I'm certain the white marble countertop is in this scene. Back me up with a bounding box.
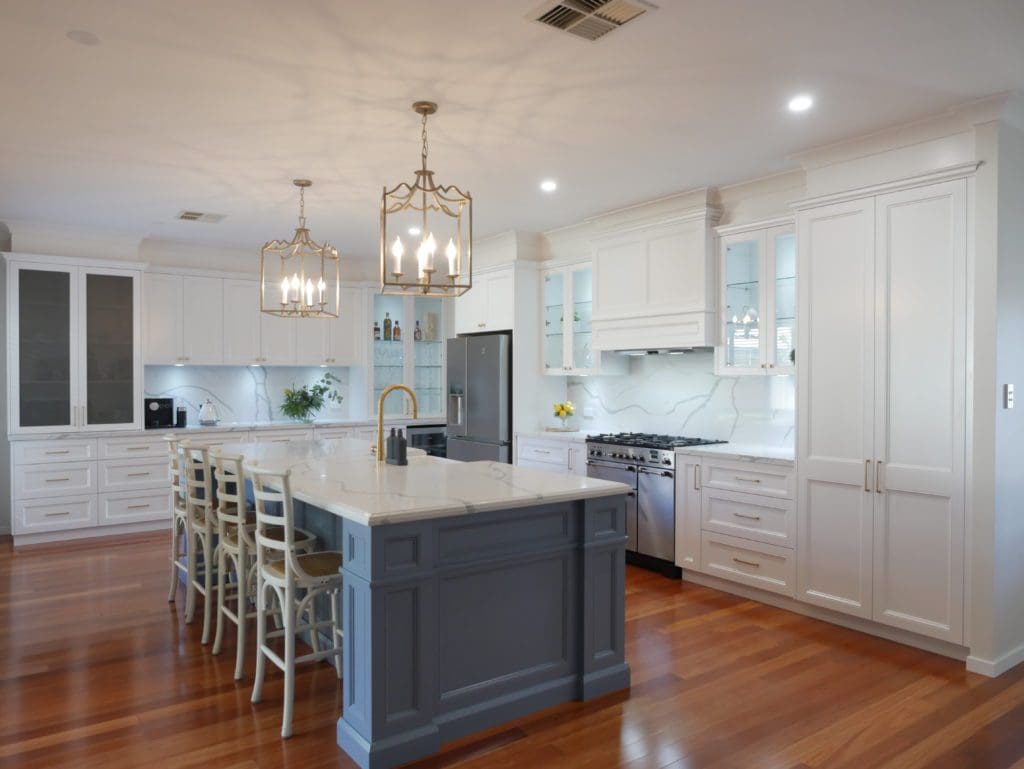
[216,438,630,526]
[7,417,446,442]
[674,443,795,465]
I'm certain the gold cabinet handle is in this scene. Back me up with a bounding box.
[127,504,151,510]
[733,557,760,568]
[734,476,762,483]
[45,477,71,483]
[733,512,761,521]
[45,510,71,517]
[127,472,151,477]
[694,464,700,491]
[45,450,71,455]
[876,460,883,494]
[865,460,871,492]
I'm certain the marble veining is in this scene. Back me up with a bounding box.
[566,350,794,448]
[215,438,628,526]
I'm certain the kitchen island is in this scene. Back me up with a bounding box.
[217,439,632,769]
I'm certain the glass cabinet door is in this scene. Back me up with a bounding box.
[571,267,595,371]
[84,272,137,427]
[722,237,762,371]
[372,294,406,416]
[412,296,444,416]
[772,230,797,370]
[542,271,566,372]
[15,266,76,430]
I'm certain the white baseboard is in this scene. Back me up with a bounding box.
[682,570,969,663]
[13,520,169,548]
[966,642,1024,677]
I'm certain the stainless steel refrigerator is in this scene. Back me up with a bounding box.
[446,333,511,462]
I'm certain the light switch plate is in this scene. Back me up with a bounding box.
[1006,383,1015,409]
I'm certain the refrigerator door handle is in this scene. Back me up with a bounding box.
[448,392,465,427]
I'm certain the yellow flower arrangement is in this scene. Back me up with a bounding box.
[553,401,575,419]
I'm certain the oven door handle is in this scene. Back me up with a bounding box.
[639,468,674,478]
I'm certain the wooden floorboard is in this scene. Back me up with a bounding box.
[1,532,1022,769]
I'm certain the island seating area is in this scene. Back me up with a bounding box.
[164,436,631,769]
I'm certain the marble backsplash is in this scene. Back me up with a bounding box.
[566,350,795,446]
[144,366,355,425]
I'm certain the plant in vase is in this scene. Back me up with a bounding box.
[281,373,343,423]
[552,400,575,430]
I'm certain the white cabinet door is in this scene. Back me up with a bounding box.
[567,440,587,476]
[143,273,183,364]
[181,277,224,364]
[222,279,261,365]
[454,273,488,334]
[295,318,331,365]
[485,269,514,330]
[260,314,297,365]
[871,180,966,643]
[796,198,876,619]
[675,458,702,570]
[328,286,365,365]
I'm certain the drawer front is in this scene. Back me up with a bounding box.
[516,458,569,473]
[180,432,244,453]
[16,495,97,534]
[99,436,167,460]
[99,490,170,525]
[14,440,97,465]
[516,440,568,467]
[701,531,795,597]
[15,462,97,499]
[99,458,170,492]
[250,429,312,444]
[701,458,795,499]
[701,488,795,547]
[314,427,354,440]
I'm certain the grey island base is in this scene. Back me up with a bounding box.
[218,440,632,769]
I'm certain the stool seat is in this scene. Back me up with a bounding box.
[265,551,343,580]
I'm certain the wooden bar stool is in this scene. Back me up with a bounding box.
[246,462,343,739]
[210,449,316,680]
[179,440,218,644]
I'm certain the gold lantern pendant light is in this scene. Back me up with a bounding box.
[260,179,341,318]
[380,101,472,297]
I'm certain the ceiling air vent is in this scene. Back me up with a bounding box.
[531,0,653,41]
[177,210,225,223]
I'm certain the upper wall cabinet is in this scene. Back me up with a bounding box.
[222,279,296,366]
[590,206,720,351]
[143,273,224,365]
[453,267,514,335]
[714,218,796,375]
[294,285,366,367]
[542,263,624,376]
[6,256,142,434]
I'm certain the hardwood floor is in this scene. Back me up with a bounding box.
[2,532,1022,769]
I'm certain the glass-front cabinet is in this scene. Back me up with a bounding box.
[370,293,446,418]
[8,259,142,433]
[542,264,623,376]
[716,220,796,375]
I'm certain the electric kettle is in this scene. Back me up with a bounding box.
[198,399,220,426]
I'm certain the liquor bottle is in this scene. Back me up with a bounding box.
[413,320,423,341]
[373,321,381,341]
[383,312,392,341]
[393,320,402,341]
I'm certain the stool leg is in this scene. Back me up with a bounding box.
[167,517,180,603]
[212,544,228,655]
[251,576,267,705]
[282,581,296,739]
[184,527,197,624]
[201,532,214,645]
[234,544,249,681]
[308,589,321,655]
[330,587,342,680]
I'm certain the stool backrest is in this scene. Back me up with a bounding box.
[212,449,255,547]
[180,440,214,527]
[245,462,309,581]
[164,434,185,510]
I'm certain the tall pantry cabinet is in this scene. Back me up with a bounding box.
[795,176,968,643]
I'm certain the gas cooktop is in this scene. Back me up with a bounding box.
[586,432,727,450]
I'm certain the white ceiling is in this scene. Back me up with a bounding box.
[1,0,1022,262]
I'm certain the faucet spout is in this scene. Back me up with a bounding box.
[376,385,418,462]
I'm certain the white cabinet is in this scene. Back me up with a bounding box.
[295,286,366,366]
[796,179,966,643]
[143,273,223,365]
[541,264,625,376]
[715,219,796,375]
[590,207,719,351]
[454,268,514,334]
[6,257,142,434]
[514,435,585,475]
[223,279,297,365]
[674,457,702,570]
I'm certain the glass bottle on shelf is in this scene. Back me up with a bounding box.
[414,320,422,341]
[393,320,402,341]
[373,321,381,340]
[383,312,392,341]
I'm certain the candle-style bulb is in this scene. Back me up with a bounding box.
[280,277,289,305]
[391,235,405,276]
[445,238,457,276]
[317,277,326,304]
[305,278,314,307]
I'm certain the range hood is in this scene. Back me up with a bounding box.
[615,348,704,356]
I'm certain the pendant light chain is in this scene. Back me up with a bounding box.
[421,111,429,168]
[298,183,306,228]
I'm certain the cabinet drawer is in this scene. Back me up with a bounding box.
[516,458,569,473]
[701,458,794,499]
[13,440,97,465]
[99,458,170,492]
[701,488,794,547]
[701,532,795,597]
[15,495,97,534]
[516,440,568,467]
[15,462,97,499]
[99,436,167,460]
[99,490,170,525]
[180,432,244,453]
[250,429,312,444]
[314,427,354,440]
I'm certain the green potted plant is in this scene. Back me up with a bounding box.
[280,373,344,423]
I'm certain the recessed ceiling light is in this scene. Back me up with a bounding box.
[408,226,421,236]
[66,29,101,46]
[788,94,814,113]
[540,179,558,192]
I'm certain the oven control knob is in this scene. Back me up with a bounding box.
[662,458,671,465]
